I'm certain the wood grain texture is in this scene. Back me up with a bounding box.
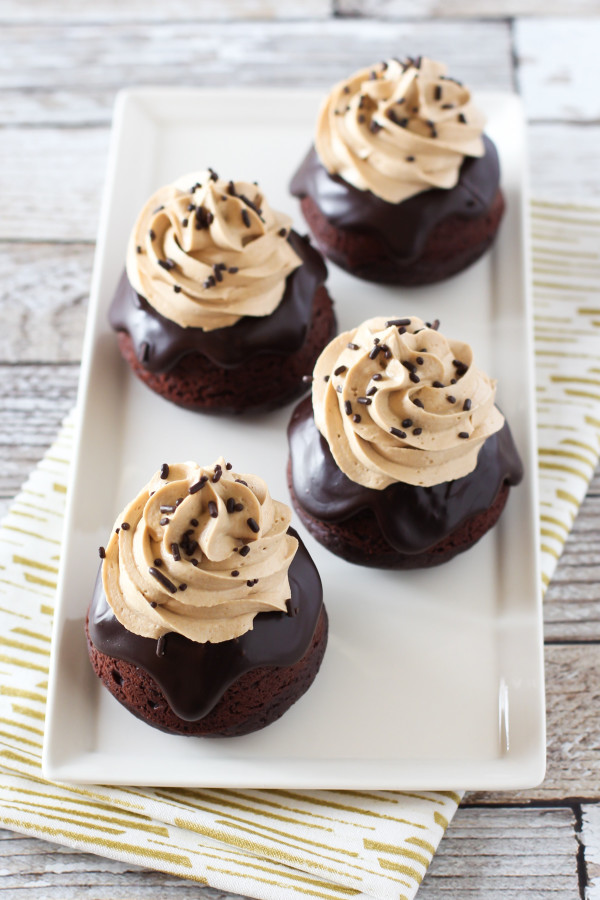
[582,805,600,900]
[336,0,600,15]
[0,807,582,899]
[471,643,600,804]
[0,244,91,363]
[0,365,78,499]
[1,0,333,23]
[516,18,600,122]
[0,20,513,92]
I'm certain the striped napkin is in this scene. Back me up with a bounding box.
[0,199,599,900]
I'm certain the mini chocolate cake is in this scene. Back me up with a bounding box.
[110,170,336,413]
[290,57,505,285]
[87,461,327,736]
[287,317,522,568]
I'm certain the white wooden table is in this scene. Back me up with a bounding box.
[2,2,600,897]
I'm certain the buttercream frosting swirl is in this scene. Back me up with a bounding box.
[312,316,504,489]
[315,57,486,203]
[126,170,301,331]
[101,460,298,643]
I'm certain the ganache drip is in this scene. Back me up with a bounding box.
[289,135,501,265]
[88,528,323,721]
[287,397,523,555]
[109,231,327,373]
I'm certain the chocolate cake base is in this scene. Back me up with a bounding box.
[300,189,505,286]
[86,606,328,737]
[288,463,511,569]
[117,284,335,414]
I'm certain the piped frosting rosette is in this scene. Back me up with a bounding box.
[101,460,298,643]
[312,316,504,488]
[316,56,486,203]
[126,170,301,331]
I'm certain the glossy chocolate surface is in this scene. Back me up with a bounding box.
[290,136,501,263]
[109,231,327,374]
[88,528,323,722]
[288,397,523,555]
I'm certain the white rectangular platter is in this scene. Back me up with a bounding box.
[43,88,545,789]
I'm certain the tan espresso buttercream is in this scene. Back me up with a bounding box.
[312,317,504,489]
[102,460,298,643]
[315,57,486,204]
[126,171,301,331]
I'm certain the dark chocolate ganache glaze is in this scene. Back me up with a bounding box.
[288,397,523,555]
[109,231,327,374]
[290,135,501,264]
[88,528,323,722]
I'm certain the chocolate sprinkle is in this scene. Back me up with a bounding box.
[402,360,416,372]
[231,570,239,577]
[149,229,155,240]
[150,601,157,608]
[434,84,442,101]
[136,245,142,254]
[173,285,181,293]
[225,462,232,469]
[386,318,411,327]
[208,501,218,518]
[98,546,105,559]
[228,266,239,274]
[171,543,180,561]
[241,208,251,228]
[160,517,170,526]
[158,258,176,271]
[369,345,381,360]
[352,414,361,423]
[148,567,177,594]
[179,583,187,591]
[156,634,167,657]
[160,505,175,514]
[334,365,347,376]
[366,386,378,396]
[432,381,445,388]
[189,476,208,494]
[372,373,383,381]
[459,431,470,439]
[153,559,162,567]
[463,398,472,411]
[347,342,359,350]
[402,418,413,428]
[247,517,260,533]
[120,522,130,531]
[226,497,236,514]
[235,479,248,486]
[447,395,456,404]
[190,518,198,527]
[160,463,169,480]
[458,113,467,124]
[413,427,423,435]
[344,400,352,415]
[390,427,407,439]
[239,545,250,557]
[413,398,425,409]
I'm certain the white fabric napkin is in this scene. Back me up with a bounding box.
[0,199,598,900]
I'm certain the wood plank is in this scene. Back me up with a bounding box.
[471,643,600,804]
[0,807,582,898]
[422,806,580,897]
[0,364,78,499]
[582,804,600,900]
[337,0,598,14]
[529,124,600,203]
[0,128,109,242]
[0,244,91,364]
[0,0,333,22]
[516,18,600,122]
[0,20,513,93]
